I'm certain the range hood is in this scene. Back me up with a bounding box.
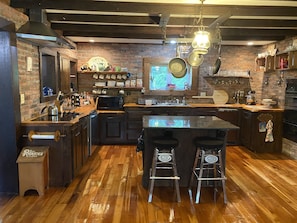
[16,9,75,49]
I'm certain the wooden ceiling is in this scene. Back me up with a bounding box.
[10,0,297,45]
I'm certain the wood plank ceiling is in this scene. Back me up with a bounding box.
[10,0,297,45]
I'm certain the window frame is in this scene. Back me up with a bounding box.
[143,57,198,96]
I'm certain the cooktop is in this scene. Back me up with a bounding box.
[32,112,81,122]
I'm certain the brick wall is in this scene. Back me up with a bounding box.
[76,43,259,104]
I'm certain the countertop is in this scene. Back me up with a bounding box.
[124,103,284,112]
[22,102,283,125]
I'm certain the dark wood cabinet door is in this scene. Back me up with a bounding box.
[80,116,89,163]
[240,110,253,148]
[71,123,83,177]
[125,108,152,143]
[99,113,126,144]
[217,108,240,145]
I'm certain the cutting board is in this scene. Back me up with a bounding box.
[192,90,229,104]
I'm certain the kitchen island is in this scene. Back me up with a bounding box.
[141,115,239,188]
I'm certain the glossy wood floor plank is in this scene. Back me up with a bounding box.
[1,145,297,223]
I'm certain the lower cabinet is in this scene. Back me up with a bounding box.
[20,115,90,187]
[125,108,152,144]
[99,113,126,144]
[217,108,240,145]
[71,116,90,178]
[240,109,283,153]
[71,123,83,177]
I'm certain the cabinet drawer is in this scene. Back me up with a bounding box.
[127,111,152,121]
[127,121,142,130]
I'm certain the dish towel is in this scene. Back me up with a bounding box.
[265,120,274,142]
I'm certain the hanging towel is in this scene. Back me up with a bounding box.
[265,120,274,142]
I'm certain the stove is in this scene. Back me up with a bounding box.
[32,112,81,122]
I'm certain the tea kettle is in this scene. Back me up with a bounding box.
[48,105,58,116]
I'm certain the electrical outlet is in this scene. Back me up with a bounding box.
[20,94,25,104]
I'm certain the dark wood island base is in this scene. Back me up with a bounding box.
[141,115,239,188]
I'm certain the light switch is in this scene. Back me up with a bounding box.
[20,93,25,104]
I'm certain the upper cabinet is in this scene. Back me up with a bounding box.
[256,50,297,72]
[255,55,274,72]
[275,53,289,70]
[39,48,58,102]
[58,53,77,94]
[288,51,297,69]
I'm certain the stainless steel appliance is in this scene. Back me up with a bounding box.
[96,95,124,110]
[283,79,297,142]
[89,110,99,156]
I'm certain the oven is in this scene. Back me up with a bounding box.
[283,78,297,142]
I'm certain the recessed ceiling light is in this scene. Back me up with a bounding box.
[89,39,95,43]
[247,42,254,46]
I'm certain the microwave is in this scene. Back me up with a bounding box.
[96,95,124,110]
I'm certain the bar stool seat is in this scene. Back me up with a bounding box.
[189,137,227,204]
[148,134,181,203]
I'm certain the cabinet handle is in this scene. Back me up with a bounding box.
[75,132,81,137]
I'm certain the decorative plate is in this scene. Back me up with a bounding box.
[87,57,109,71]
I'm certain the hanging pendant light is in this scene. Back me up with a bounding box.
[191,0,210,54]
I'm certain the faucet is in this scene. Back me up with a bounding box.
[182,96,186,105]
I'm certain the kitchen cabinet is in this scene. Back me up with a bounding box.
[80,116,89,163]
[275,52,289,70]
[217,108,240,145]
[20,124,72,187]
[240,109,283,153]
[265,55,275,72]
[39,48,59,102]
[288,50,297,69]
[71,122,83,177]
[72,116,89,177]
[59,53,77,94]
[125,108,152,143]
[255,56,274,72]
[99,113,126,144]
[20,116,90,186]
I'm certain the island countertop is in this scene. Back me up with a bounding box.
[143,115,239,130]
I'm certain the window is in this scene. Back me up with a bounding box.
[143,57,198,96]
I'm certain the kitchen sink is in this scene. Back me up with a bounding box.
[153,103,189,107]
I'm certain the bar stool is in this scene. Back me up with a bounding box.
[148,132,181,203]
[189,137,227,204]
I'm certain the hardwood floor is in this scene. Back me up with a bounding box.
[1,145,297,223]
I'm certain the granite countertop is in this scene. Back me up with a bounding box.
[143,115,240,130]
[22,104,125,125]
[123,103,284,112]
